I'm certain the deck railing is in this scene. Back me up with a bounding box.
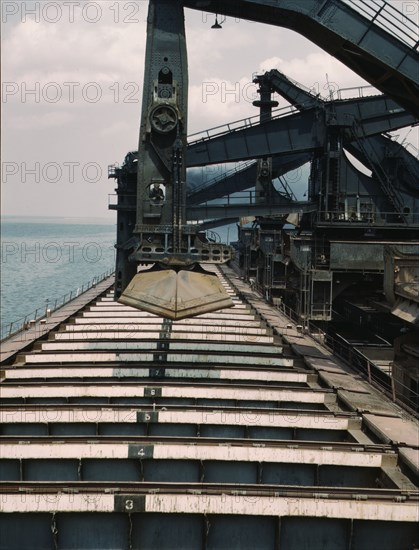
[1,269,114,341]
[275,300,419,417]
[341,0,419,49]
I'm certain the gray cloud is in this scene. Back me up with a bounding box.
[2,1,417,219]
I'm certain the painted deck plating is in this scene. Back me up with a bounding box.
[1,266,418,549]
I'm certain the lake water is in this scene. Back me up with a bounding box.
[1,217,116,336]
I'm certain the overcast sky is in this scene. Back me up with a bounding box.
[2,0,418,221]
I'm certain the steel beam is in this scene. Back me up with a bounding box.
[187,201,317,220]
[183,0,419,117]
[187,96,415,167]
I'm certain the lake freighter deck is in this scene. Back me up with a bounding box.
[1,265,418,549]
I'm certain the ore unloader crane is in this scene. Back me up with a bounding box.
[114,0,234,320]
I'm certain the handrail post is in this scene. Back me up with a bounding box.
[391,377,397,402]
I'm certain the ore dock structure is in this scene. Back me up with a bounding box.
[1,0,418,548]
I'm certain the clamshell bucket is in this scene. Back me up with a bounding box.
[118,265,234,320]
